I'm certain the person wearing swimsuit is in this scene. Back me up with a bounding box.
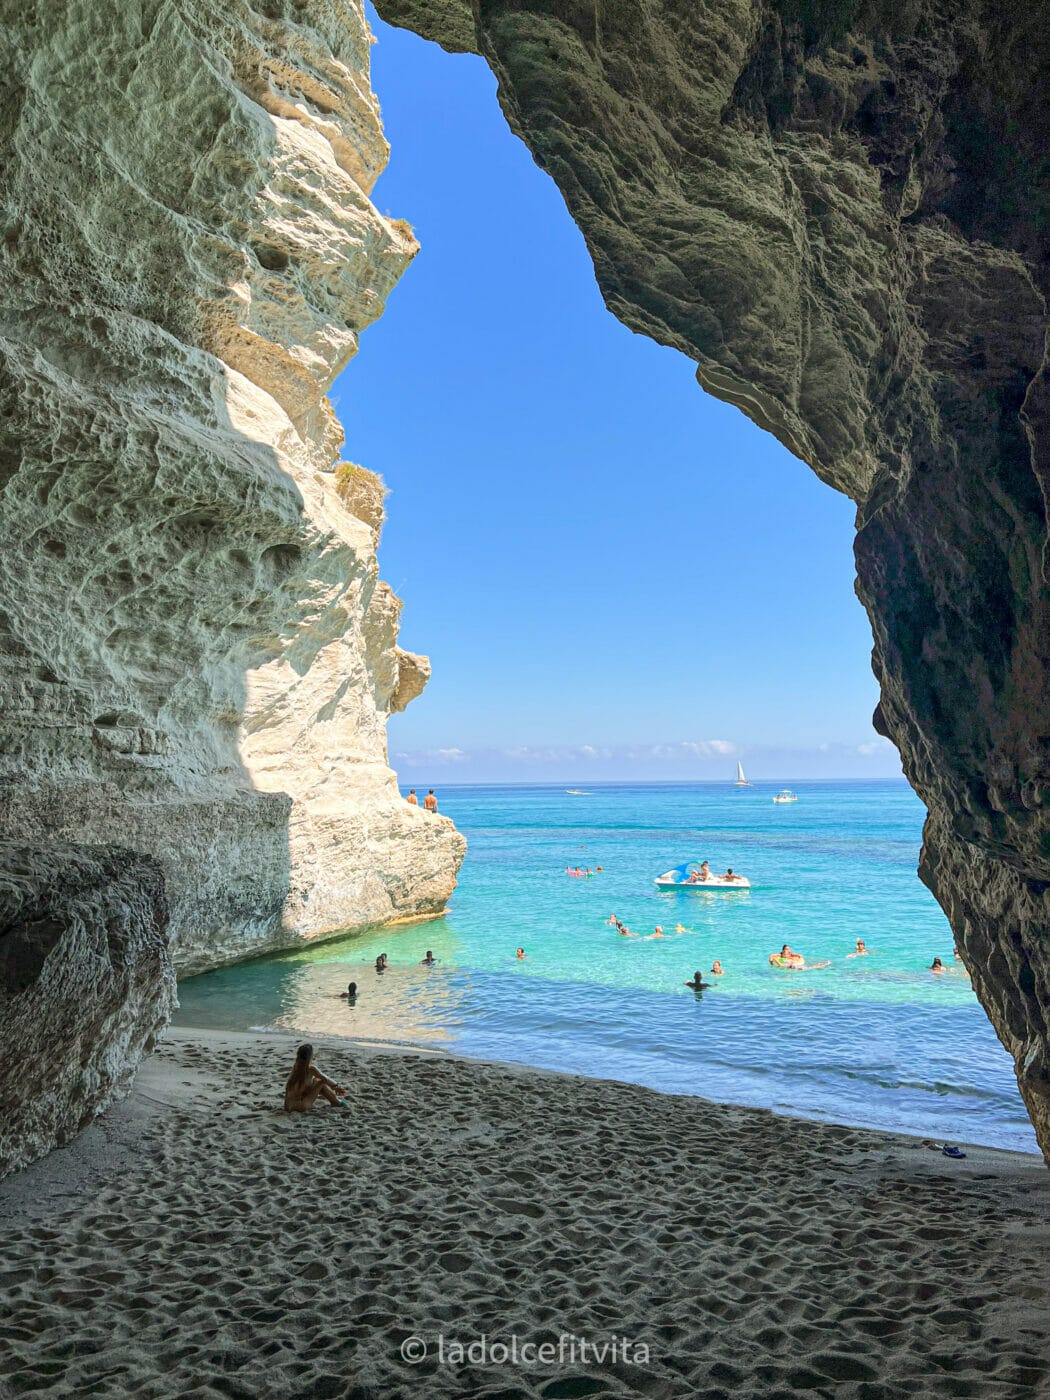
[284,1044,348,1112]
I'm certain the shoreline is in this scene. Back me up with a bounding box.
[171,1013,1043,1159]
[3,1026,1048,1397]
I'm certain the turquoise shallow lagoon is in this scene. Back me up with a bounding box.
[174,780,1039,1152]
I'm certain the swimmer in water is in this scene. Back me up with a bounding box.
[516,947,526,959]
[930,956,946,972]
[684,971,710,991]
[847,938,869,958]
[710,961,724,976]
[595,865,603,873]
[606,914,619,926]
[618,924,636,937]
[421,950,436,965]
[647,926,665,939]
[375,953,387,973]
[770,944,804,968]
[338,981,358,1000]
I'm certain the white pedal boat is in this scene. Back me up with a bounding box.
[655,862,751,891]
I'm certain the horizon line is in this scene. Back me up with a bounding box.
[396,776,913,789]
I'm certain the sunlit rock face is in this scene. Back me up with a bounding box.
[0,0,464,1165]
[375,0,1050,1154]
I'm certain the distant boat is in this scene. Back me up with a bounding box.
[565,789,591,795]
[773,788,798,804]
[734,761,751,787]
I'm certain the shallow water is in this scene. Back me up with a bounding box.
[174,780,1038,1152]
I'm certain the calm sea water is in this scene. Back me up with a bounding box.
[174,781,1038,1152]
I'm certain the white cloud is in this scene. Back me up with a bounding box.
[394,746,469,764]
[856,739,893,756]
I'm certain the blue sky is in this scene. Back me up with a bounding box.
[329,8,901,783]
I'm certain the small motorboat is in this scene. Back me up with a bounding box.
[655,861,751,890]
[773,789,798,804]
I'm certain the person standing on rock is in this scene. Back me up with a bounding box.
[406,788,418,806]
[423,789,438,812]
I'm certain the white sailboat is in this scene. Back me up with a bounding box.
[734,761,751,788]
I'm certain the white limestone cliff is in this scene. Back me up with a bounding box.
[0,0,464,1169]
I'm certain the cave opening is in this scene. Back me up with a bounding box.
[340,7,889,788]
[214,3,1039,1156]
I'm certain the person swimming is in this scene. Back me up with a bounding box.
[647,926,665,939]
[770,944,804,968]
[684,971,710,991]
[283,1043,348,1112]
[710,961,725,975]
[338,981,358,1000]
[847,938,869,958]
[375,953,387,973]
[516,947,526,959]
[674,923,689,934]
[421,951,436,965]
[930,956,946,972]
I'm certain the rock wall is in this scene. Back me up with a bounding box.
[374,0,1050,1154]
[0,0,464,1166]
[0,843,173,1176]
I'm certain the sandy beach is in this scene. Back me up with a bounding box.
[2,1029,1049,1400]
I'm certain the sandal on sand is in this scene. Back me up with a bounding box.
[942,1145,967,1159]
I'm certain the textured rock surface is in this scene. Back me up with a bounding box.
[374,0,1050,1154]
[0,0,464,1163]
[0,843,173,1175]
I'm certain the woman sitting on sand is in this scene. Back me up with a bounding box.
[283,1044,348,1113]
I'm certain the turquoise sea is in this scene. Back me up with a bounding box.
[174,781,1039,1153]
